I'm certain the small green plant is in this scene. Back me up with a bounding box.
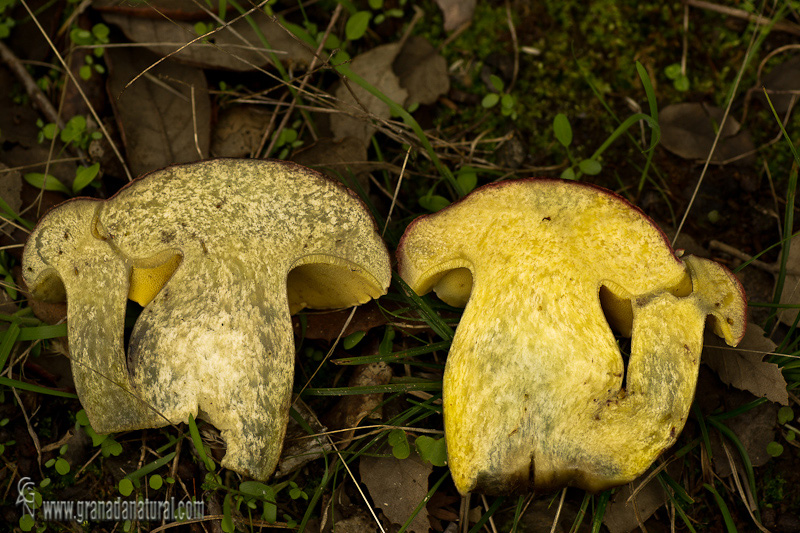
[665,63,690,91]
[272,121,304,159]
[553,63,659,182]
[481,75,518,119]
[342,330,366,349]
[388,428,410,459]
[37,115,102,150]
[75,409,123,458]
[0,0,17,39]
[553,113,602,180]
[345,0,405,41]
[44,444,70,476]
[415,435,447,466]
[767,405,798,457]
[69,23,110,80]
[24,163,101,197]
[419,166,478,212]
[238,480,279,522]
[288,481,308,501]
[0,417,13,454]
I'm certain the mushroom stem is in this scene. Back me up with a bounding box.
[65,249,159,431]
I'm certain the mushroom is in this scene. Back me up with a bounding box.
[396,179,746,494]
[23,159,391,480]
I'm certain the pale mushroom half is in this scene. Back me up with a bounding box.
[23,159,391,481]
[397,178,746,494]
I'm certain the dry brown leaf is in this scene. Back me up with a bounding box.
[0,162,22,216]
[290,137,370,191]
[93,0,225,19]
[331,43,408,148]
[709,396,778,477]
[293,301,389,342]
[603,472,669,533]
[434,0,476,31]
[394,36,450,106]
[102,11,313,71]
[210,105,272,158]
[275,399,331,478]
[703,325,788,405]
[0,71,76,189]
[322,362,393,445]
[360,453,432,533]
[659,102,754,164]
[778,234,800,326]
[106,48,210,177]
[760,55,800,114]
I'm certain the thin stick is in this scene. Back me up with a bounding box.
[383,146,411,237]
[505,0,520,91]
[709,239,795,274]
[11,387,43,477]
[673,5,762,245]
[687,0,800,36]
[0,41,64,129]
[549,488,567,533]
[263,4,343,158]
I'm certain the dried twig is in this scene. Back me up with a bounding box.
[688,0,800,36]
[0,40,64,129]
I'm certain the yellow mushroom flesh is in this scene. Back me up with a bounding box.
[397,179,746,494]
[23,159,391,481]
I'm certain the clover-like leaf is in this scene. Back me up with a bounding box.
[23,159,391,481]
[397,178,746,494]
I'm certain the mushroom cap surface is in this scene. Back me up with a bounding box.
[23,158,391,480]
[397,178,746,494]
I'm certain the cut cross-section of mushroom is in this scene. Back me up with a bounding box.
[23,159,391,481]
[397,178,746,494]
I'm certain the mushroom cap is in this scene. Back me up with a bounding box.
[397,178,746,494]
[23,158,391,480]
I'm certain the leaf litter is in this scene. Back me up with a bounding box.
[106,47,210,176]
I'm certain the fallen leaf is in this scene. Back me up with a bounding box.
[275,399,332,478]
[434,0,476,32]
[703,325,788,405]
[102,11,313,72]
[360,452,432,533]
[426,491,459,528]
[0,71,77,191]
[106,47,210,177]
[210,105,271,158]
[331,43,408,148]
[709,391,779,477]
[293,301,389,342]
[759,55,800,114]
[290,136,371,191]
[394,36,450,106]
[603,471,670,533]
[328,512,379,533]
[659,102,755,164]
[322,362,393,445]
[777,234,800,326]
[0,162,22,216]
[93,0,224,19]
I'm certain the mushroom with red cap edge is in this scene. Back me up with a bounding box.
[22,159,392,481]
[397,178,746,494]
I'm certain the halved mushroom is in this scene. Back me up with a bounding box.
[397,179,746,494]
[23,159,391,480]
